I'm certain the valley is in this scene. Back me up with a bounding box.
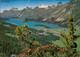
[4,19,62,45]
[1,0,80,27]
[0,0,80,57]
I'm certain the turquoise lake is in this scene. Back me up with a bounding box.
[5,19,62,29]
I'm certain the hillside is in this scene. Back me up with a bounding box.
[41,0,80,26]
[1,8,21,18]
[0,19,61,56]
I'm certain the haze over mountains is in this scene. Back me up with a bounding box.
[1,0,80,27]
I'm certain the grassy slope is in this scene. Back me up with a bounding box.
[29,28,60,45]
[0,21,21,56]
[53,38,80,52]
[0,21,60,46]
[52,29,80,52]
[0,19,80,52]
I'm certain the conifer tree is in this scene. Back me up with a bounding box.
[15,24,40,50]
[60,15,80,51]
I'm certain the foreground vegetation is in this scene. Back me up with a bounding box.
[0,15,80,57]
[17,15,80,57]
[0,21,59,57]
[0,22,21,57]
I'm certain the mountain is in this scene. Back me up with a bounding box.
[0,2,63,20]
[1,7,21,18]
[38,5,52,8]
[69,0,80,22]
[38,0,80,27]
[1,0,80,27]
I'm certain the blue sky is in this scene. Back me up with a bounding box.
[0,0,70,12]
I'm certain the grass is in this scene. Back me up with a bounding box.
[76,38,80,52]
[31,30,60,45]
[36,28,64,36]
[0,21,61,46]
[5,33,18,38]
[52,40,65,47]
[1,21,80,52]
[52,38,80,52]
[29,28,61,45]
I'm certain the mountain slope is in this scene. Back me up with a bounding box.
[1,8,21,18]
[1,0,80,27]
[42,0,80,27]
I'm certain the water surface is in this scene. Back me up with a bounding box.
[5,19,62,29]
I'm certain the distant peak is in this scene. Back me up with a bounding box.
[38,5,52,8]
[10,7,19,11]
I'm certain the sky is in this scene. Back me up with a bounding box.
[0,0,70,12]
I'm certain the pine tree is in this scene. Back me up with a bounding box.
[15,24,40,50]
[60,15,80,51]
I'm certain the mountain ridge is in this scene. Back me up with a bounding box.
[1,0,80,27]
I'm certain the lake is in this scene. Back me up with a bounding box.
[5,19,62,29]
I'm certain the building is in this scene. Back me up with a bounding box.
[38,30,46,35]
